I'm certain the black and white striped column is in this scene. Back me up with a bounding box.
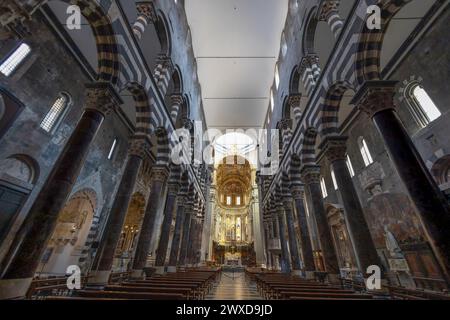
[319,0,344,39]
[132,2,157,40]
[288,94,303,125]
[170,94,183,123]
[153,55,174,96]
[299,57,316,97]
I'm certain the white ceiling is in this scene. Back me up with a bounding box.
[186,0,288,129]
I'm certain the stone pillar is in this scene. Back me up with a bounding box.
[263,221,271,269]
[89,138,149,284]
[131,165,169,278]
[283,197,302,274]
[301,165,340,281]
[167,194,187,272]
[154,175,180,274]
[280,119,293,155]
[306,54,321,83]
[291,185,316,278]
[321,136,381,277]
[178,201,193,266]
[353,81,450,284]
[275,199,291,274]
[299,57,316,97]
[288,94,303,124]
[132,1,157,40]
[169,94,183,124]
[318,0,344,38]
[0,83,120,298]
[153,55,173,96]
[186,217,197,266]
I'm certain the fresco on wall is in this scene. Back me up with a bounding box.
[363,193,425,249]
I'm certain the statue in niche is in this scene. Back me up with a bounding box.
[384,226,404,259]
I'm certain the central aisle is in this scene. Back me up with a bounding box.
[206,270,263,300]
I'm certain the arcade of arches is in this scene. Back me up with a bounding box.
[0,0,449,300]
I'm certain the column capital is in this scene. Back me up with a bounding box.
[277,118,293,130]
[84,83,122,116]
[170,94,184,105]
[136,1,157,24]
[0,0,45,39]
[150,165,170,183]
[282,197,294,209]
[167,182,180,196]
[182,117,194,131]
[156,54,174,70]
[290,185,306,200]
[128,137,151,159]
[305,54,320,66]
[351,80,399,118]
[288,94,302,108]
[318,0,340,21]
[319,136,348,163]
[300,164,321,185]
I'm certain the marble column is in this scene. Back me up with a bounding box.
[170,94,184,124]
[275,201,291,274]
[154,178,180,274]
[187,217,198,266]
[263,221,271,269]
[319,0,344,38]
[167,194,187,271]
[288,94,303,125]
[301,165,340,281]
[132,1,157,40]
[131,165,169,278]
[178,202,193,266]
[306,54,321,83]
[0,83,120,299]
[321,136,381,277]
[153,55,173,96]
[353,81,450,284]
[89,138,149,284]
[299,57,316,97]
[283,197,302,274]
[291,185,316,278]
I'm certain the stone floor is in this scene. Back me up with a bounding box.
[206,271,263,300]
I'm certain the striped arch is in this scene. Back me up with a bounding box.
[300,127,319,166]
[289,65,301,94]
[155,10,172,56]
[155,127,171,165]
[303,6,320,55]
[282,96,291,120]
[319,81,354,136]
[64,0,120,84]
[172,66,183,94]
[126,82,152,141]
[356,0,413,85]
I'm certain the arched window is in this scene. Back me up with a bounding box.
[0,43,31,77]
[320,176,328,198]
[40,93,71,133]
[226,196,232,205]
[346,154,355,177]
[331,169,338,190]
[404,82,441,128]
[236,196,241,206]
[107,138,118,160]
[275,64,280,90]
[270,90,275,112]
[358,137,373,167]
